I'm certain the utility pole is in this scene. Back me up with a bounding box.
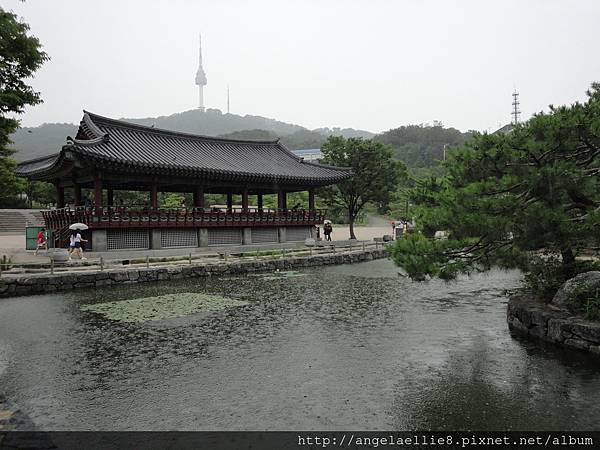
[227,85,230,114]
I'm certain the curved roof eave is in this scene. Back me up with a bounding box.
[14,146,71,177]
[15,111,354,185]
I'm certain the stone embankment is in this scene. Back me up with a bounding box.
[507,295,600,356]
[0,248,388,298]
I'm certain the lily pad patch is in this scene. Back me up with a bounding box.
[80,292,249,323]
[261,270,307,280]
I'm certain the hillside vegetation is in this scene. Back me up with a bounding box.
[9,108,373,161]
[9,122,77,161]
[375,124,472,168]
[9,107,470,172]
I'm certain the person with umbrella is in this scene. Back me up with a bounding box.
[68,223,89,260]
[323,220,333,242]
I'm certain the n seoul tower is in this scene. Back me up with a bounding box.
[195,34,207,111]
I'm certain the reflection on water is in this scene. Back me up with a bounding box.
[0,259,598,430]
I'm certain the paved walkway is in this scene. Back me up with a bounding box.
[0,234,43,264]
[330,225,392,241]
[0,219,394,266]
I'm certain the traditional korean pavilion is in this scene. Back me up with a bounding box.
[15,112,352,251]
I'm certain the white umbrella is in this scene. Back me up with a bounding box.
[69,223,89,230]
[323,219,332,224]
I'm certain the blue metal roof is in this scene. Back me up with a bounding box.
[292,148,322,160]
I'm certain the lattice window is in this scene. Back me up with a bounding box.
[208,228,242,246]
[286,226,310,242]
[107,229,149,250]
[251,227,278,243]
[161,228,198,248]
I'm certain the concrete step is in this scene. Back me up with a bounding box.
[0,209,45,233]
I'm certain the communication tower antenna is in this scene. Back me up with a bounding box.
[195,33,207,111]
[512,90,521,125]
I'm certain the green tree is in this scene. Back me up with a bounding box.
[0,7,49,206]
[25,180,55,207]
[319,136,407,239]
[375,124,471,168]
[390,83,600,290]
[161,192,185,208]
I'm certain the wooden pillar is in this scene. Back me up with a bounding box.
[150,183,158,209]
[278,190,287,210]
[93,175,103,213]
[257,193,263,211]
[56,184,65,208]
[308,188,315,210]
[226,193,233,212]
[242,187,249,212]
[73,184,82,207]
[193,186,205,208]
[107,188,114,207]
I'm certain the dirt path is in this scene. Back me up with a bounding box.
[366,213,392,227]
[327,214,392,241]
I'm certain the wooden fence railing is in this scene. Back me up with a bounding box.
[41,207,327,230]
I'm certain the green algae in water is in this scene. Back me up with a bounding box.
[80,292,249,323]
[262,270,306,280]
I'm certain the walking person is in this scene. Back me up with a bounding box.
[35,228,48,255]
[69,229,88,260]
[68,232,75,260]
[324,222,333,241]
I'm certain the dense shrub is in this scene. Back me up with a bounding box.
[565,286,600,321]
[523,256,600,302]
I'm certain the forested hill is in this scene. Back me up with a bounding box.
[9,108,374,162]
[9,109,471,169]
[9,123,78,161]
[124,108,305,137]
[375,124,472,168]
[218,128,330,150]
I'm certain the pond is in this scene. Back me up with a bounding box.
[0,259,599,430]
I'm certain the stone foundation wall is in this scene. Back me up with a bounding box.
[0,249,388,299]
[507,295,600,356]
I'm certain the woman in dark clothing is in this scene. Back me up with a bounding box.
[324,223,333,241]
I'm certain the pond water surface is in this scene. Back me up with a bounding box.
[0,259,599,430]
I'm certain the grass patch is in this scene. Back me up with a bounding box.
[566,286,600,321]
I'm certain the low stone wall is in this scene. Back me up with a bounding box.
[0,248,388,298]
[507,295,600,355]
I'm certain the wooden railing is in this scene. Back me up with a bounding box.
[41,206,326,230]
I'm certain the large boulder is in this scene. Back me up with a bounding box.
[551,271,600,310]
[49,249,70,262]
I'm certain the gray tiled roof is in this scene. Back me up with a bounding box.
[15,112,352,186]
[493,123,515,135]
[14,154,60,176]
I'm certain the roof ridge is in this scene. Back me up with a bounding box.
[83,110,282,146]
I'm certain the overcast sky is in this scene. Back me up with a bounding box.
[5,0,600,133]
